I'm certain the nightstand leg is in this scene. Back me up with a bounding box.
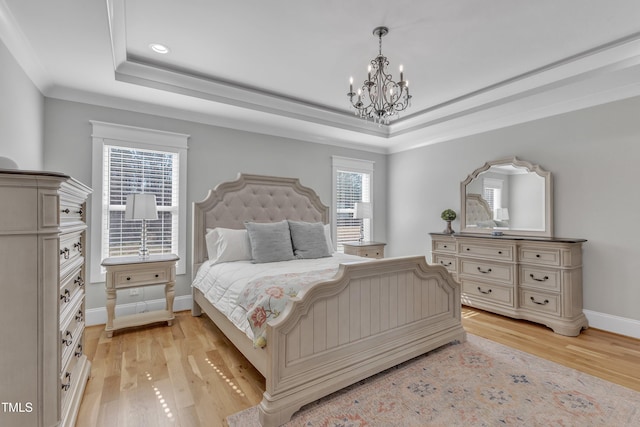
[165,280,175,326]
[106,285,116,337]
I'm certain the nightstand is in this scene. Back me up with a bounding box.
[342,241,386,259]
[102,254,179,337]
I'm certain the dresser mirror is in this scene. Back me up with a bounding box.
[460,157,553,237]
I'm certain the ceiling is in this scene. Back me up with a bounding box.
[2,0,640,153]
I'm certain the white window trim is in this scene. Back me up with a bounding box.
[90,121,189,283]
[331,156,375,249]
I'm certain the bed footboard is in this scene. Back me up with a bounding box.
[259,256,465,426]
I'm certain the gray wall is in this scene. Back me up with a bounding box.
[388,95,640,321]
[42,98,387,310]
[0,39,44,169]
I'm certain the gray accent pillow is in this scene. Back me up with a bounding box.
[245,220,295,263]
[288,220,331,259]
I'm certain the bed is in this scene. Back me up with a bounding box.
[191,173,465,426]
[465,193,495,228]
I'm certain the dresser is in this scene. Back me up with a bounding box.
[0,170,91,427]
[430,232,588,336]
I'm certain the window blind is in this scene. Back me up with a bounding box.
[102,145,179,259]
[335,170,371,251]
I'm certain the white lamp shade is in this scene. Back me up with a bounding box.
[125,193,158,220]
[496,208,510,221]
[354,202,372,219]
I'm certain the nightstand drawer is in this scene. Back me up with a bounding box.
[114,267,170,287]
[343,242,385,259]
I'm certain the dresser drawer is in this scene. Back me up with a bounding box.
[459,259,515,285]
[356,246,384,258]
[459,241,515,261]
[520,266,560,291]
[433,254,456,272]
[433,238,456,253]
[60,340,84,411]
[113,266,171,287]
[461,280,514,307]
[519,246,561,267]
[519,289,560,315]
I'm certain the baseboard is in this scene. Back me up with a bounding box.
[85,297,638,340]
[584,309,640,339]
[86,295,193,326]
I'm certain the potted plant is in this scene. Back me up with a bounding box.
[441,209,457,234]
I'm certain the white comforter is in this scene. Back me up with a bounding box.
[191,253,371,339]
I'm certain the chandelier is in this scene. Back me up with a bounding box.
[348,26,412,125]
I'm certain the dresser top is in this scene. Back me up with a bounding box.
[0,168,69,178]
[429,232,587,244]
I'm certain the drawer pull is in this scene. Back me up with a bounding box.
[155,274,159,278]
[477,266,492,274]
[60,248,70,259]
[530,296,549,305]
[530,273,549,282]
[126,276,131,281]
[76,309,84,322]
[75,343,83,357]
[61,372,71,391]
[62,331,73,346]
[440,261,452,267]
[77,208,83,215]
[73,241,82,250]
[536,254,541,258]
[61,208,70,214]
[443,245,448,248]
[498,251,502,254]
[74,276,84,287]
[60,289,71,303]
[477,286,492,295]
[466,248,471,251]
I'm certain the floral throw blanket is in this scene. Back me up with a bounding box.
[237,267,339,348]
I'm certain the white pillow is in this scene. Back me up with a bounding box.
[205,228,252,264]
[324,224,335,253]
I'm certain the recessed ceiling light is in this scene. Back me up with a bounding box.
[149,43,169,54]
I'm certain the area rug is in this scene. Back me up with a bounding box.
[227,334,639,426]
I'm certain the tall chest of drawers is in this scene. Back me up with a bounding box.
[430,233,588,336]
[0,170,91,427]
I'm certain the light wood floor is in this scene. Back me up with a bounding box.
[76,307,640,427]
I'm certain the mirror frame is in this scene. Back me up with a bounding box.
[460,157,554,237]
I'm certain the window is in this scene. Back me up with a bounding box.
[90,121,188,282]
[483,177,503,218]
[332,156,374,252]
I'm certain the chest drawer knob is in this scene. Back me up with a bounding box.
[530,296,549,305]
[440,261,452,267]
[477,286,492,295]
[498,251,502,254]
[60,289,71,303]
[155,274,159,278]
[62,331,73,346]
[75,343,83,358]
[75,309,84,322]
[530,273,549,282]
[61,208,70,214]
[74,276,84,287]
[477,266,492,274]
[60,248,70,259]
[126,276,131,281]
[536,254,541,258]
[61,372,71,391]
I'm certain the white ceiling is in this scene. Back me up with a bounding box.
[2,0,640,153]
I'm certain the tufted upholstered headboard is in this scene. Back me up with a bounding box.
[465,193,492,226]
[192,173,329,277]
